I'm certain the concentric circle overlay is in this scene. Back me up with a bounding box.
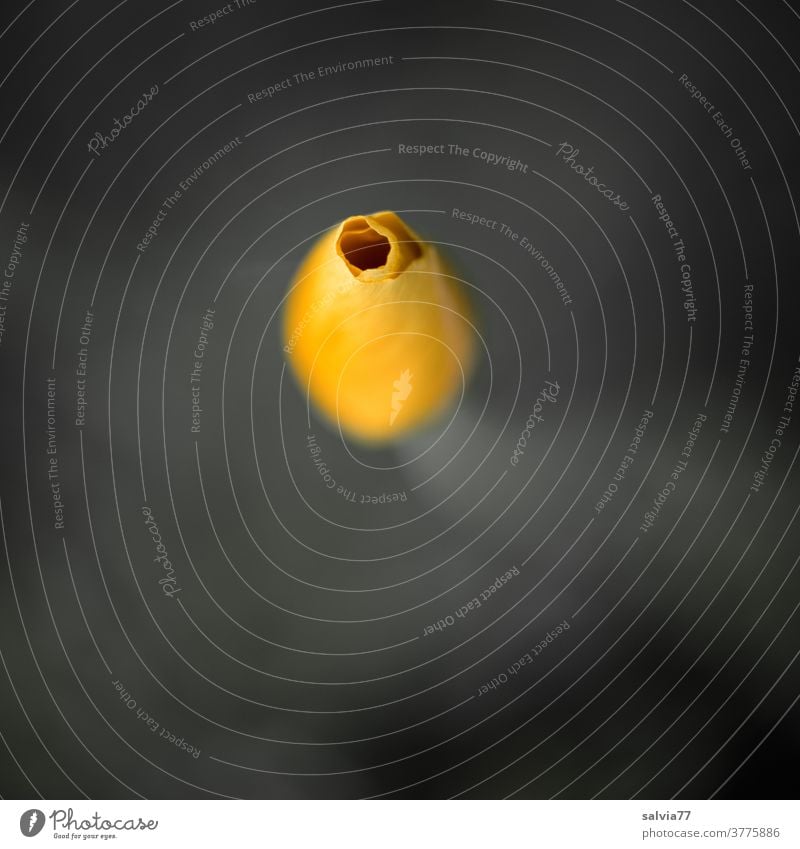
[0,0,798,800]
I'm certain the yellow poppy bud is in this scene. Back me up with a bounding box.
[283,211,476,442]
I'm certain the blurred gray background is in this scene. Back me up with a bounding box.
[0,0,799,799]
